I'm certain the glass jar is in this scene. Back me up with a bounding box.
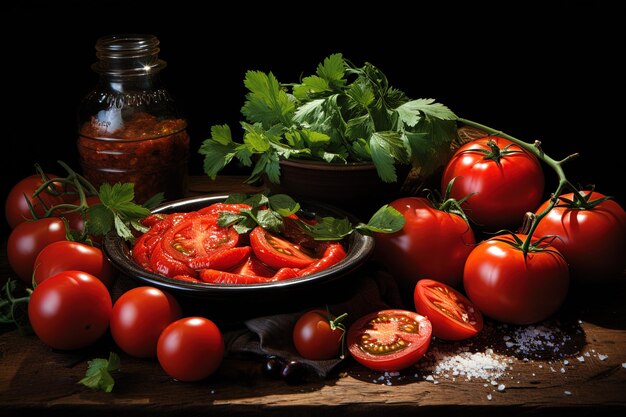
[77,34,189,203]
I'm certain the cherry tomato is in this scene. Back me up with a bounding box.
[533,191,626,286]
[7,218,67,284]
[374,197,475,291]
[28,270,112,350]
[32,240,115,287]
[347,309,432,372]
[5,174,65,229]
[250,226,316,269]
[414,279,483,341]
[293,309,345,360]
[157,317,224,382]
[463,234,570,325]
[442,136,544,230]
[110,287,182,358]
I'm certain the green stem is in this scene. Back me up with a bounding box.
[457,118,580,253]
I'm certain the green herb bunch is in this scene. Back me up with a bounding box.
[200,53,458,185]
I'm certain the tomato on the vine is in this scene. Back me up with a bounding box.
[442,136,544,230]
[533,191,626,286]
[463,234,569,325]
[28,270,112,350]
[110,287,182,358]
[5,174,65,229]
[32,240,115,287]
[157,317,224,382]
[347,309,432,371]
[374,197,475,291]
[414,279,483,341]
[293,309,346,360]
[7,217,67,284]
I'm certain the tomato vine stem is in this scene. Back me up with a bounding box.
[456,118,582,254]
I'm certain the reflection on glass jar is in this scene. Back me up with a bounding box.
[77,34,189,203]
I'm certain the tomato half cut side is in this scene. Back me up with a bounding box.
[249,226,315,269]
[162,216,239,264]
[347,309,432,372]
[414,279,483,341]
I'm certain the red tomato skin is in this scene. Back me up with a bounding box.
[533,192,626,286]
[463,234,569,325]
[293,309,343,360]
[33,240,115,287]
[414,279,483,341]
[5,174,65,229]
[28,270,112,350]
[110,287,182,358]
[442,136,544,230]
[7,218,67,284]
[347,309,432,372]
[157,317,224,382]
[374,197,475,290]
[249,226,315,269]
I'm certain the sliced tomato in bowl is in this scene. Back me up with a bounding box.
[347,309,432,372]
[249,226,316,269]
[414,279,483,341]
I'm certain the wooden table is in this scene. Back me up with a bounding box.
[1,176,625,416]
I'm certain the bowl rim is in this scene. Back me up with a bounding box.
[103,194,375,298]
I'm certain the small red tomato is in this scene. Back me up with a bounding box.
[28,270,112,350]
[33,240,115,287]
[110,287,182,358]
[293,309,345,360]
[157,317,224,382]
[347,309,432,372]
[7,218,67,284]
[414,279,483,341]
[5,174,65,229]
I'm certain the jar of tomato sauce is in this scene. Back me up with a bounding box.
[77,34,189,203]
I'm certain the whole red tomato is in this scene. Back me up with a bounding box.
[374,197,475,291]
[442,136,544,230]
[32,240,115,287]
[7,218,67,284]
[28,270,112,350]
[157,317,224,382]
[293,309,345,360]
[463,234,569,325]
[5,174,65,229]
[533,191,626,286]
[110,287,182,358]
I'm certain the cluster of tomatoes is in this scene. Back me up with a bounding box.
[4,174,225,382]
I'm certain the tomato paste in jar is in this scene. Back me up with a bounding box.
[78,112,189,203]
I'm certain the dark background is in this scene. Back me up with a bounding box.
[3,1,624,235]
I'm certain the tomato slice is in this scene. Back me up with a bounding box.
[230,254,276,278]
[189,246,252,270]
[414,279,483,341]
[347,309,432,372]
[149,245,197,278]
[197,202,251,217]
[249,226,315,269]
[162,215,239,265]
[298,243,346,276]
[199,269,276,284]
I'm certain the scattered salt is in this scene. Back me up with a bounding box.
[563,360,569,365]
[577,356,585,363]
[416,347,509,382]
[598,354,608,361]
[622,363,626,369]
[560,368,566,373]
[564,390,572,396]
[425,375,435,382]
[487,394,492,401]
[497,384,505,391]
[491,380,498,386]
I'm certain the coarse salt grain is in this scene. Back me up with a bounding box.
[598,354,608,361]
[564,391,572,396]
[622,363,626,369]
[487,394,492,401]
[416,347,509,382]
[497,384,505,391]
[577,356,585,362]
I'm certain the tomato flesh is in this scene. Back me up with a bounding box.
[347,309,432,371]
[414,279,483,341]
[250,226,315,269]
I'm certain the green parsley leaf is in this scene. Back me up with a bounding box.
[86,204,114,236]
[297,216,355,241]
[241,71,295,128]
[316,53,347,89]
[78,352,120,393]
[356,204,405,234]
[369,131,410,183]
[396,98,457,128]
[268,194,300,216]
[142,193,165,210]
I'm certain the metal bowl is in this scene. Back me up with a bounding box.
[103,195,374,318]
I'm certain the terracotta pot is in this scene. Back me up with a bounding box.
[266,159,409,220]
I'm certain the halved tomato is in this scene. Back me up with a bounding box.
[249,226,315,269]
[189,246,252,270]
[347,309,432,372]
[414,279,483,341]
[162,215,239,265]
